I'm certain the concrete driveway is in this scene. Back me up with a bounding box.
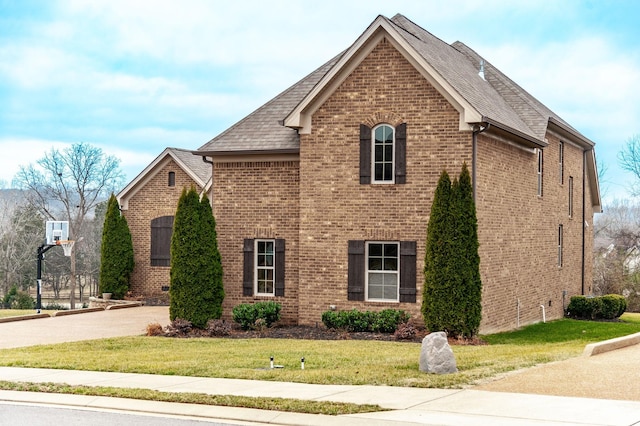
[474,341,640,401]
[0,306,170,349]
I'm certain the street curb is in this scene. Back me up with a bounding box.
[0,313,50,323]
[583,332,640,356]
[106,302,144,310]
[53,307,105,316]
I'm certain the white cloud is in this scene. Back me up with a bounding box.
[0,138,71,186]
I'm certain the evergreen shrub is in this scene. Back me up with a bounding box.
[321,309,409,333]
[567,295,627,320]
[169,188,224,328]
[423,164,482,338]
[232,301,281,330]
[99,194,134,299]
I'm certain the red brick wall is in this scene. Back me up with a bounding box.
[297,38,472,325]
[475,133,592,332]
[212,160,300,323]
[123,37,598,334]
[123,159,202,299]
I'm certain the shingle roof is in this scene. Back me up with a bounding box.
[169,147,211,183]
[198,54,342,153]
[117,147,212,210]
[388,15,540,142]
[198,13,593,153]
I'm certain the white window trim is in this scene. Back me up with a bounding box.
[255,239,275,296]
[559,141,564,185]
[558,225,563,267]
[568,176,574,218]
[365,241,400,302]
[371,124,395,184]
[537,148,543,197]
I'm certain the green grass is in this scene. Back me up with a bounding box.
[0,314,638,415]
[0,309,41,319]
[483,313,640,345]
[0,381,384,415]
[1,314,639,389]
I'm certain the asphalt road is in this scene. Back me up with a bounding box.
[0,401,247,426]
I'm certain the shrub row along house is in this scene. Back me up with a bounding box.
[118,14,601,333]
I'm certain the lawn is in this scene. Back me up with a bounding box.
[0,309,41,319]
[0,313,639,389]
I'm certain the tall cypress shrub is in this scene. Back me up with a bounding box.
[198,192,224,320]
[99,194,134,299]
[456,163,482,337]
[170,187,224,328]
[422,170,454,332]
[423,164,482,338]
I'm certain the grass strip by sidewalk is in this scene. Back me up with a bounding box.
[0,314,639,389]
[0,380,385,415]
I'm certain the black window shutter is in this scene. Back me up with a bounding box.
[395,123,407,184]
[275,239,285,297]
[359,124,371,184]
[242,239,254,296]
[347,240,365,301]
[399,241,416,303]
[150,216,173,266]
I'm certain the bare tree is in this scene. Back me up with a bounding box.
[618,134,640,196]
[14,143,124,309]
[0,202,43,296]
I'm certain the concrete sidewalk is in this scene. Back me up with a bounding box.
[1,366,639,425]
[1,307,640,425]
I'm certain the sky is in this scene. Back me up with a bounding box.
[0,0,638,205]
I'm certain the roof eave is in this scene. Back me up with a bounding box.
[197,148,300,157]
[284,15,482,133]
[118,148,208,210]
[548,117,595,148]
[481,117,547,149]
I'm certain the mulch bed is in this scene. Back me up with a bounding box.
[153,320,486,345]
[226,324,428,343]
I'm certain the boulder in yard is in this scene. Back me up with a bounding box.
[419,331,457,374]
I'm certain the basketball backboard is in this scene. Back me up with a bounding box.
[45,221,69,245]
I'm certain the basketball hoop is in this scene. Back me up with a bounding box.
[56,240,75,257]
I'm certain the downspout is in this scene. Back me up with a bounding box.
[472,123,490,201]
[581,150,587,295]
[201,155,214,203]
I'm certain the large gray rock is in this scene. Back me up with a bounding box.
[419,331,457,374]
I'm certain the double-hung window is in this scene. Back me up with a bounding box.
[366,242,399,301]
[348,240,416,303]
[373,125,395,183]
[255,239,275,295]
[243,238,285,297]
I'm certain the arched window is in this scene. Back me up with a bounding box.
[359,123,406,185]
[372,124,394,182]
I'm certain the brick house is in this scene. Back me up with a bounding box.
[118,14,601,333]
[118,147,211,299]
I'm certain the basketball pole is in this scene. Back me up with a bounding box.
[36,244,55,314]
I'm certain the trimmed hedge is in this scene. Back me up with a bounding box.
[321,309,410,333]
[566,294,627,320]
[232,301,281,330]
